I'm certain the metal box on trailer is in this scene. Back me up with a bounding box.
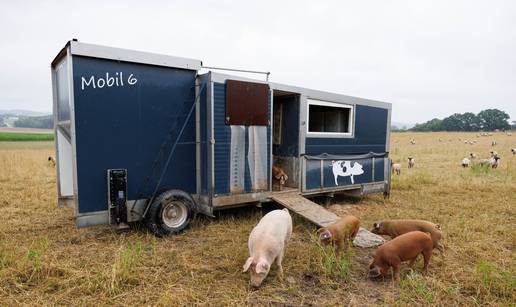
[51,40,391,234]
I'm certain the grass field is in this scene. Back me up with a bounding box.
[0,131,54,142]
[0,133,515,306]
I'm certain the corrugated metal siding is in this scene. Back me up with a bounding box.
[213,82,230,195]
[305,105,388,155]
[199,75,208,194]
[244,126,252,192]
[267,92,271,190]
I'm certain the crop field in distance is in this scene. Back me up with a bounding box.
[0,131,54,142]
[0,132,514,305]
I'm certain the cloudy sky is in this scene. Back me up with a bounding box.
[0,0,515,124]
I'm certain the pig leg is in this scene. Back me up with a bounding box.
[276,250,284,281]
[422,249,432,274]
[391,257,402,282]
[393,264,401,283]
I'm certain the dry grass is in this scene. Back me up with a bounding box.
[0,133,515,306]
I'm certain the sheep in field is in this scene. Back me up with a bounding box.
[408,157,415,169]
[48,156,56,167]
[461,158,470,168]
[391,163,401,175]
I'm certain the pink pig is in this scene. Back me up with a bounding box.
[243,209,292,288]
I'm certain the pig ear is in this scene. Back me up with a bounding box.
[256,261,270,274]
[243,257,254,272]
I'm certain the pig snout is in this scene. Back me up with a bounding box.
[243,257,270,288]
[368,264,383,279]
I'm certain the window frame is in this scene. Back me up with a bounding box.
[306,99,355,138]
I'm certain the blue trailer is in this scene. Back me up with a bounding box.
[51,40,391,235]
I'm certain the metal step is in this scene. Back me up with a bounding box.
[270,192,339,227]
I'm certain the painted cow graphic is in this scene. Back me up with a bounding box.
[331,160,364,185]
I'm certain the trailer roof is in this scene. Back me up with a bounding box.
[206,72,391,110]
[51,40,202,71]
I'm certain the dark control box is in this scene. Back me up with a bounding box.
[107,169,128,225]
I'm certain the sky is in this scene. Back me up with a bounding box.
[0,0,515,124]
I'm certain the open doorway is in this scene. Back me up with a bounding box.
[272,90,300,191]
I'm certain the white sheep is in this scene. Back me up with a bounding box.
[478,156,500,169]
[47,156,56,167]
[391,163,401,175]
[492,140,497,146]
[464,140,469,144]
[470,153,477,159]
[461,157,470,168]
[511,148,515,155]
[490,150,498,157]
[408,156,415,168]
[409,138,416,145]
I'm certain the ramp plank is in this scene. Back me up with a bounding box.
[270,192,339,227]
[271,192,386,247]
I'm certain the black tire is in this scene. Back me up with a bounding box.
[144,189,196,237]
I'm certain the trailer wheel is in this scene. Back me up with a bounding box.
[145,189,195,237]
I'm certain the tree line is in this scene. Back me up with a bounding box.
[410,108,514,132]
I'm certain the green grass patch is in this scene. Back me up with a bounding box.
[310,234,353,281]
[475,260,515,301]
[0,132,54,142]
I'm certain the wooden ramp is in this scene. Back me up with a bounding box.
[270,192,339,227]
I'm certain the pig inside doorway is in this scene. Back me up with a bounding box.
[272,91,300,190]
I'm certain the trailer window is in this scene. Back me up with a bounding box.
[307,100,353,136]
[226,80,269,126]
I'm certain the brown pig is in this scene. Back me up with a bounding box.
[317,215,360,253]
[368,231,433,282]
[371,219,443,252]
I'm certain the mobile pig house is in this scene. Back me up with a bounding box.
[51,40,391,235]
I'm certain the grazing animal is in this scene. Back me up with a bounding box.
[409,139,416,145]
[461,157,470,168]
[490,150,498,157]
[371,219,443,252]
[272,165,288,191]
[391,162,401,175]
[470,153,477,159]
[490,156,500,169]
[511,148,515,155]
[464,140,468,144]
[317,215,360,254]
[48,156,56,167]
[368,231,433,282]
[408,157,415,169]
[507,132,512,136]
[478,156,500,168]
[492,140,497,146]
[243,209,292,288]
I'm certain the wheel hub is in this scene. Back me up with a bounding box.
[161,200,188,228]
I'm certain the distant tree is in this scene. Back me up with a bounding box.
[441,113,464,131]
[410,108,511,132]
[412,118,443,131]
[460,112,479,131]
[477,109,510,131]
[14,115,53,129]
[511,120,516,130]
